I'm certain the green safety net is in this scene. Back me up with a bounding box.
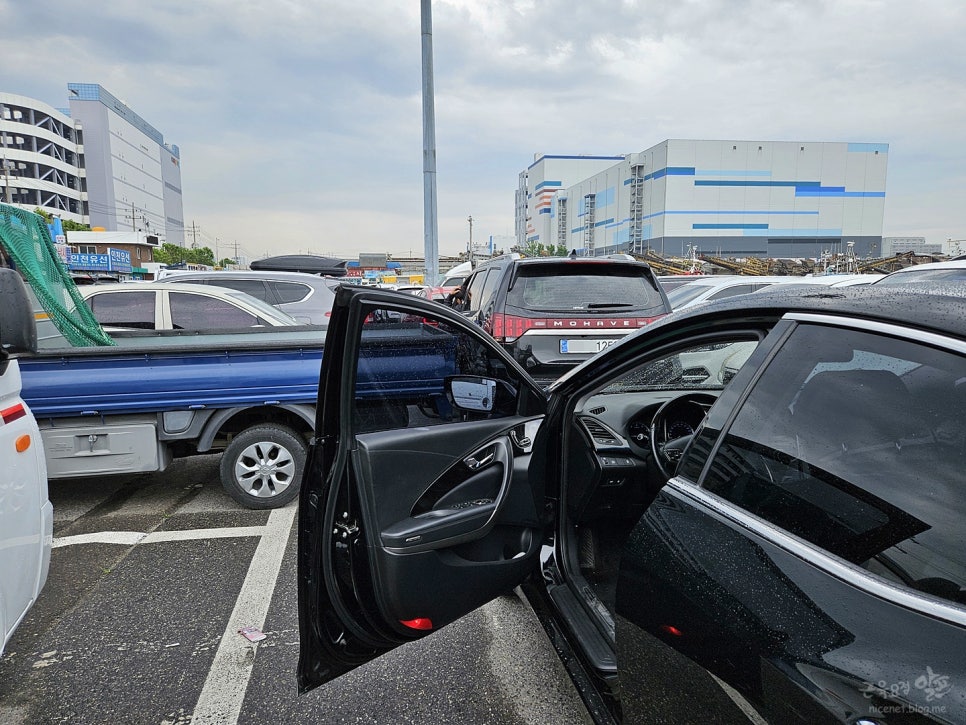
[0,203,115,346]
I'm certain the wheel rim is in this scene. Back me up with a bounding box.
[233,440,297,498]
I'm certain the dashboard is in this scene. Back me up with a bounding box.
[567,390,721,521]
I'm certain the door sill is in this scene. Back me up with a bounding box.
[547,582,617,675]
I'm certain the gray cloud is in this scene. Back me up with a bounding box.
[2,0,964,258]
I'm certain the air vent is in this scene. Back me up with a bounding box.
[580,417,621,446]
[588,406,605,415]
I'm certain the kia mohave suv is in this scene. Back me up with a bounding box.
[452,254,671,382]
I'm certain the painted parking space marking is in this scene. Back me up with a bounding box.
[52,526,269,549]
[190,503,297,725]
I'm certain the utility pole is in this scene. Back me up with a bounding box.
[467,215,474,264]
[421,0,439,284]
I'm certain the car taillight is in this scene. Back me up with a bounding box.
[490,313,537,343]
[491,313,665,342]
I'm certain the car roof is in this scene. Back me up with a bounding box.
[879,260,966,274]
[665,284,966,340]
[159,270,336,283]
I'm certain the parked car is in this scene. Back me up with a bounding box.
[416,285,451,303]
[872,259,966,286]
[80,282,298,331]
[298,284,966,724]
[0,269,52,658]
[156,270,341,326]
[666,274,876,310]
[657,274,714,292]
[450,254,671,382]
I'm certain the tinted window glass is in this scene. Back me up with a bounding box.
[352,304,525,434]
[477,268,502,312]
[507,264,663,313]
[211,279,268,301]
[169,292,258,329]
[86,291,156,329]
[707,284,758,300]
[666,283,718,308]
[876,268,966,285]
[270,281,311,304]
[464,270,491,312]
[700,324,966,606]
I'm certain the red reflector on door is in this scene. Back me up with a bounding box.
[660,624,683,637]
[400,618,434,631]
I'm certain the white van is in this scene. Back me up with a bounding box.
[0,268,52,657]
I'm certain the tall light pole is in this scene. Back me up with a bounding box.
[421,0,439,284]
[467,215,473,264]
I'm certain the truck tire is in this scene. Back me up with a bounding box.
[220,424,307,509]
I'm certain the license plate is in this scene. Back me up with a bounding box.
[560,339,616,354]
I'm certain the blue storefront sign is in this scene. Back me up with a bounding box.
[68,248,132,274]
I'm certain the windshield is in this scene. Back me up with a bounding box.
[666,283,718,309]
[875,268,966,286]
[601,340,760,393]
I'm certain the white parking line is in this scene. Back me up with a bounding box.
[52,526,268,548]
[190,504,297,725]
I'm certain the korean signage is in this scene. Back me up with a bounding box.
[68,248,132,274]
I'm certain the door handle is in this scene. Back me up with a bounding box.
[464,451,494,469]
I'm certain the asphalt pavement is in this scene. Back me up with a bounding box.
[0,455,592,725]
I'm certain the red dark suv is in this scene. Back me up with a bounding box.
[452,254,671,381]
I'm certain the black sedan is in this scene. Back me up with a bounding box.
[297,284,966,724]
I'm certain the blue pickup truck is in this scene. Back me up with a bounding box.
[15,319,460,509]
[0,205,461,509]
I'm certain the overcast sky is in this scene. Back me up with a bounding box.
[2,0,964,261]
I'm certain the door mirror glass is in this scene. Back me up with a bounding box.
[447,376,496,412]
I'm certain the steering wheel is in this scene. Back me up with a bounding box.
[649,392,719,479]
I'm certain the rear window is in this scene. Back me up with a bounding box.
[506,264,665,313]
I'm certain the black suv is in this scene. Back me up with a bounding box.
[453,254,671,380]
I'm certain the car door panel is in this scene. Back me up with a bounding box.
[355,423,539,553]
[298,287,546,692]
[618,483,966,723]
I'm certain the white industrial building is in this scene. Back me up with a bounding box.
[0,92,86,223]
[0,85,184,245]
[518,140,889,259]
[67,83,184,245]
[516,154,624,245]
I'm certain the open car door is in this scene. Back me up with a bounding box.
[298,286,547,692]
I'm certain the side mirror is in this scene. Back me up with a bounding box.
[0,268,37,355]
[446,375,496,412]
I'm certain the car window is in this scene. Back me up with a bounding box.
[666,283,717,308]
[211,278,269,301]
[706,283,759,300]
[692,323,966,607]
[352,304,527,434]
[477,268,502,312]
[268,281,311,304]
[507,265,663,312]
[85,291,156,329]
[601,339,760,392]
[875,268,966,285]
[169,291,259,329]
[463,269,492,312]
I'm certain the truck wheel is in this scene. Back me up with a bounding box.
[220,424,307,509]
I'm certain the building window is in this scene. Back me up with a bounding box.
[75,245,98,254]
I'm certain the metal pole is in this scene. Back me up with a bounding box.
[421,0,439,285]
[467,215,473,264]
